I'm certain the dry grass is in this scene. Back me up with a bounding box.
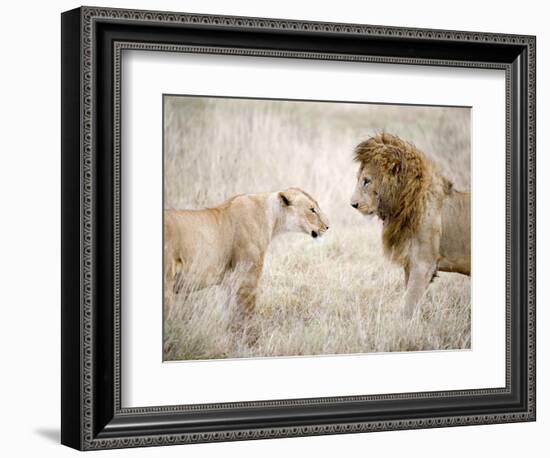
[163,96,471,361]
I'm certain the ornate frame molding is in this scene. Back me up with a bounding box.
[61,6,536,450]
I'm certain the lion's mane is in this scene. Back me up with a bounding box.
[354,133,452,264]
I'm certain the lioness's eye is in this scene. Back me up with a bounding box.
[310,208,316,213]
[363,178,371,187]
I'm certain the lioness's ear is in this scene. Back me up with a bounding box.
[279,192,291,206]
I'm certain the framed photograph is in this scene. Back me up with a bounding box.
[61,6,536,450]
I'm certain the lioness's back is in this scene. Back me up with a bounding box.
[164,208,233,270]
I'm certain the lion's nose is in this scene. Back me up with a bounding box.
[351,203,359,209]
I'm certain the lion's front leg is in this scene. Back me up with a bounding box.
[402,260,437,318]
[402,232,440,318]
[403,264,410,289]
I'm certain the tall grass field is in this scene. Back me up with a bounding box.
[163,96,471,361]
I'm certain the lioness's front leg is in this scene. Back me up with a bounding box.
[236,263,263,320]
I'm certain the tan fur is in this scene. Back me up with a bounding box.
[164,188,329,324]
[351,133,470,317]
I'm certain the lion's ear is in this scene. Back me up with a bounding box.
[387,152,403,176]
[390,162,401,175]
[279,192,291,206]
[384,146,403,176]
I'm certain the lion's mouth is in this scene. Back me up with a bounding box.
[357,206,375,216]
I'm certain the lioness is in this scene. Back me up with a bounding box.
[164,187,329,321]
[350,133,470,318]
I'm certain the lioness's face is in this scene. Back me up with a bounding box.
[350,166,378,216]
[279,188,329,238]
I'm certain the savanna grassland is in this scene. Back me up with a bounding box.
[163,96,471,361]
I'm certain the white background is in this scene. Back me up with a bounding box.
[123,52,505,406]
[0,0,546,457]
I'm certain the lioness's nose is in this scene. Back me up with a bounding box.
[351,202,359,209]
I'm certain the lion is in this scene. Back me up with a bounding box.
[350,133,470,318]
[164,187,329,323]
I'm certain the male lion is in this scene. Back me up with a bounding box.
[164,187,329,323]
[350,133,470,318]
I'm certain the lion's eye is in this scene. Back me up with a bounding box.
[363,178,371,187]
[310,208,316,213]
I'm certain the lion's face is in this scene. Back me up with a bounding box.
[279,188,329,238]
[350,166,379,217]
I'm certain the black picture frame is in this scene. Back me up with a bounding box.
[61,6,536,450]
